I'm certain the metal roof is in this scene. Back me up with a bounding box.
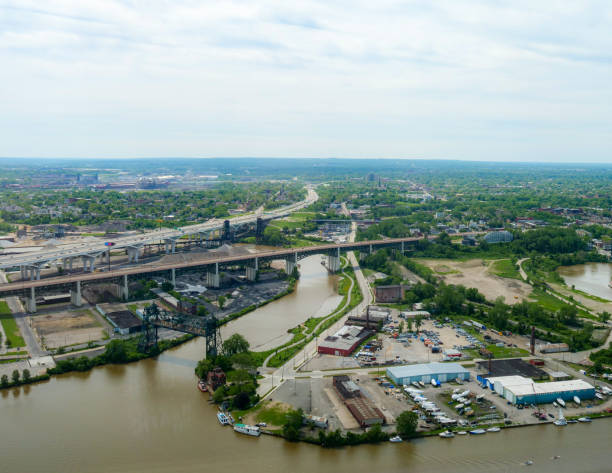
[506,379,594,397]
[387,362,469,379]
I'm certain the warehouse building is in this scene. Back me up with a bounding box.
[480,375,595,405]
[332,375,385,427]
[318,325,372,357]
[105,310,143,335]
[386,362,470,386]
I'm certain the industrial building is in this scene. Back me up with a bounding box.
[105,310,143,335]
[480,375,595,405]
[476,358,548,380]
[347,305,390,329]
[374,284,411,303]
[317,325,372,357]
[386,362,470,386]
[332,375,385,427]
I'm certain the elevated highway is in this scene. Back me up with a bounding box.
[0,233,482,311]
[0,186,318,274]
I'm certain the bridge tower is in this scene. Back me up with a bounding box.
[205,316,222,359]
[138,304,159,352]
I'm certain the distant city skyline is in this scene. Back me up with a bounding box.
[1,1,611,162]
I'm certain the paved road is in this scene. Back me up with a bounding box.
[3,296,47,357]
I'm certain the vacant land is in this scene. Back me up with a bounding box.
[32,309,105,349]
[416,258,532,304]
[488,259,521,280]
[0,300,25,348]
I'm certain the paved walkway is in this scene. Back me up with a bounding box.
[5,296,47,357]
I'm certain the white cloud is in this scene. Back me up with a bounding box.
[0,0,611,161]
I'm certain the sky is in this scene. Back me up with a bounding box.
[0,1,611,162]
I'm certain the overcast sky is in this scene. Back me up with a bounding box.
[1,1,611,162]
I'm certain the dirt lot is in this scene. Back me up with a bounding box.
[32,309,106,349]
[416,258,532,304]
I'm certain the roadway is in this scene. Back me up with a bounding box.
[0,186,318,270]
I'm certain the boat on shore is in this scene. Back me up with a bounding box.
[554,408,567,426]
[556,398,566,408]
[573,396,581,405]
[456,431,467,435]
[486,427,500,432]
[439,431,455,438]
[217,412,230,426]
[389,435,403,442]
[233,423,261,437]
[469,429,486,435]
[578,417,592,423]
[197,379,208,393]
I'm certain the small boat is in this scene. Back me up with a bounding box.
[486,427,500,432]
[217,412,230,425]
[456,431,467,435]
[197,379,208,393]
[556,398,566,408]
[567,419,578,424]
[595,393,604,400]
[412,381,421,388]
[431,379,439,387]
[418,381,425,387]
[524,460,534,466]
[476,394,485,401]
[553,408,567,426]
[233,423,261,437]
[439,431,455,438]
[552,402,558,408]
[389,435,403,443]
[577,417,592,423]
[469,429,486,435]
[573,396,581,405]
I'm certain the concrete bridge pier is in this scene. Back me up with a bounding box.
[285,253,298,276]
[171,268,176,288]
[122,274,129,301]
[81,255,95,273]
[26,265,41,281]
[245,257,258,282]
[206,262,220,288]
[164,238,176,254]
[27,286,36,313]
[71,280,83,307]
[328,247,341,273]
[126,246,140,263]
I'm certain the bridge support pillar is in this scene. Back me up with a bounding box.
[245,257,258,282]
[285,253,298,276]
[82,256,95,272]
[369,244,373,255]
[68,257,73,272]
[27,287,36,313]
[171,268,176,288]
[71,280,83,307]
[328,248,341,273]
[123,274,129,301]
[401,241,405,253]
[127,247,140,263]
[164,239,176,254]
[206,262,220,288]
[20,266,25,281]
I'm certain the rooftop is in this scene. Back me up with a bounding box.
[387,362,469,379]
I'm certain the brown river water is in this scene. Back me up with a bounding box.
[558,263,612,301]
[1,257,611,473]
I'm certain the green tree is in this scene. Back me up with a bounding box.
[218,295,226,309]
[222,334,250,356]
[22,369,31,382]
[1,374,8,387]
[161,281,174,292]
[414,315,424,335]
[598,311,610,324]
[282,408,304,441]
[197,305,208,317]
[104,340,128,363]
[195,358,214,379]
[11,369,20,384]
[396,410,418,439]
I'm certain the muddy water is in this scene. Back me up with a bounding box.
[558,263,612,300]
[1,336,610,473]
[221,255,341,351]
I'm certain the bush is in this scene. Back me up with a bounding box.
[11,369,20,384]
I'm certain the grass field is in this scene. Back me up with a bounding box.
[489,259,521,280]
[0,300,26,348]
[486,344,530,358]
